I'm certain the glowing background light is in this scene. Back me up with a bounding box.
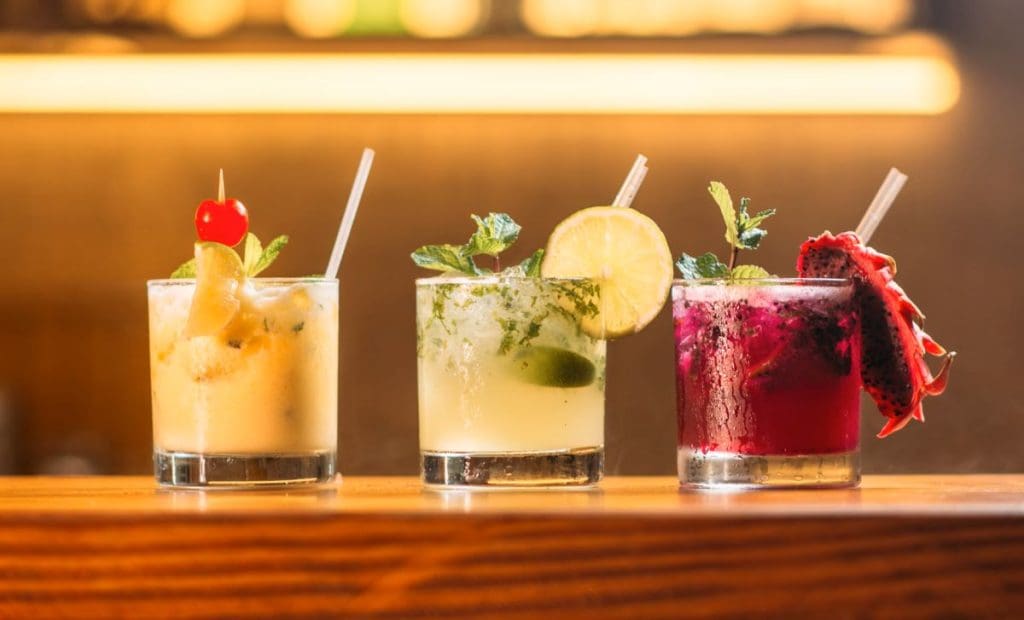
[164,0,246,38]
[52,0,918,38]
[0,53,959,114]
[841,0,913,34]
[284,0,358,38]
[400,0,487,39]
[344,0,404,36]
[704,0,798,34]
[77,0,135,24]
[521,0,913,37]
[520,0,600,38]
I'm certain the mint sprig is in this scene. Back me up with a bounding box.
[169,232,289,278]
[249,234,288,276]
[735,196,775,250]
[708,181,740,248]
[170,259,196,279]
[242,233,262,274]
[519,249,545,277]
[411,243,482,275]
[675,252,729,280]
[464,213,521,259]
[676,181,776,281]
[730,264,771,280]
[411,213,542,277]
[707,181,776,256]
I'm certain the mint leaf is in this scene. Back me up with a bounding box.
[745,208,776,230]
[411,244,482,275]
[676,252,729,280]
[519,249,545,277]
[171,232,288,279]
[738,227,767,249]
[242,233,263,275]
[692,181,778,274]
[708,182,739,248]
[735,198,775,250]
[412,213,526,276]
[730,264,770,280]
[170,258,196,279]
[464,213,521,257]
[251,235,289,276]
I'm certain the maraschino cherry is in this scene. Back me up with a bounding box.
[195,169,249,247]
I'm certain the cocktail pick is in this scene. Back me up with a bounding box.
[612,154,649,208]
[218,168,225,202]
[855,167,908,244]
[324,148,375,280]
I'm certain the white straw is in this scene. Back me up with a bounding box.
[324,148,375,279]
[855,167,908,244]
[612,154,649,208]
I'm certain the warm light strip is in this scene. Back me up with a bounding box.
[0,53,959,114]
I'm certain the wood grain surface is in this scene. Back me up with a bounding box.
[0,476,1021,618]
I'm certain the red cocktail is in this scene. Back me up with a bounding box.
[673,278,861,488]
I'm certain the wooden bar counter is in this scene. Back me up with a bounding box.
[0,475,1021,618]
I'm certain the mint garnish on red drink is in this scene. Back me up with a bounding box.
[676,181,776,280]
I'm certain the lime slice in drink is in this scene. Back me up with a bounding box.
[513,346,596,388]
[541,206,673,338]
[185,242,245,337]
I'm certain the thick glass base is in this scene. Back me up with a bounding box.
[154,450,336,489]
[678,448,860,490]
[421,447,603,489]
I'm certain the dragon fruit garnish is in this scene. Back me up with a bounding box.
[797,231,954,437]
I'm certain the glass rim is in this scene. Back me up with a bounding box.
[672,277,852,287]
[147,277,338,286]
[415,275,592,286]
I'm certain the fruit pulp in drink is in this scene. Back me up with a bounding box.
[417,277,605,452]
[673,280,860,457]
[148,279,338,456]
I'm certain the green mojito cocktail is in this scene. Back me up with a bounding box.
[417,275,606,486]
[412,205,673,488]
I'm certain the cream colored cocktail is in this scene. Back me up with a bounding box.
[149,279,337,450]
[150,171,341,487]
[148,278,337,486]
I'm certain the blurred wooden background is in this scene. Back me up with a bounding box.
[0,1,1021,475]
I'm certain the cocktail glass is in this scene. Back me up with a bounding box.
[416,276,606,488]
[673,278,861,489]
[148,278,338,487]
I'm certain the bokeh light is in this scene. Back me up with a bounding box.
[284,0,358,39]
[78,0,135,24]
[520,0,600,38]
[165,0,246,38]
[400,0,487,39]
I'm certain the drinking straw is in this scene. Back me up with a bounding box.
[855,167,908,244]
[612,154,649,208]
[324,148,375,280]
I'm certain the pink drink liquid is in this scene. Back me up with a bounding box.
[673,281,860,456]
